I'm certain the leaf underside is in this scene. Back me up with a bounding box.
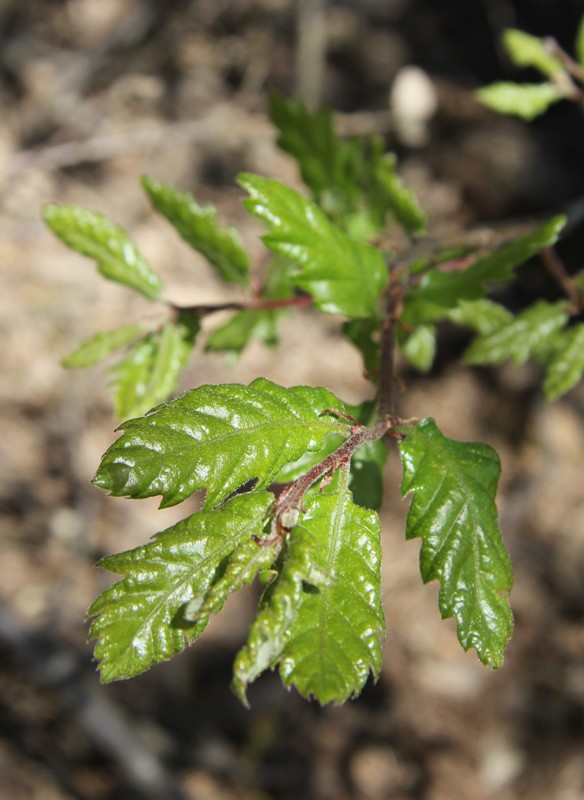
[399,418,514,668]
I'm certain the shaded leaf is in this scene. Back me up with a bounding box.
[110,319,198,419]
[142,176,250,285]
[476,82,566,120]
[206,310,279,356]
[93,378,350,509]
[464,300,568,366]
[62,323,145,368]
[576,15,584,67]
[502,29,563,77]
[239,174,388,318]
[401,324,436,372]
[367,150,426,235]
[346,401,388,511]
[399,418,513,668]
[43,205,163,300]
[88,492,273,682]
[543,323,584,400]
[342,318,381,377]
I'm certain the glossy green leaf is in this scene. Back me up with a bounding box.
[278,473,384,703]
[448,299,513,335]
[576,15,584,67]
[401,324,436,372]
[399,418,513,668]
[464,300,568,366]
[142,177,250,285]
[543,323,584,400]
[93,378,350,509]
[239,174,388,318]
[502,29,563,77]
[236,471,384,704]
[62,323,145,368]
[43,205,163,300]
[404,216,565,324]
[110,319,198,419]
[476,82,566,120]
[88,492,273,682]
[206,310,279,356]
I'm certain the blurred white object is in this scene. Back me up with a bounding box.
[390,66,438,147]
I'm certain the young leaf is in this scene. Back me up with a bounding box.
[399,418,513,668]
[476,82,566,120]
[93,378,351,509]
[88,491,273,682]
[576,15,584,67]
[448,299,513,335]
[464,300,568,366]
[142,177,250,286]
[110,319,198,419]
[239,174,388,318]
[277,473,385,703]
[206,310,279,356]
[502,29,563,77]
[404,216,566,324]
[543,323,584,400]
[367,150,426,235]
[62,323,145,368]
[236,471,384,704]
[43,205,163,300]
[401,324,436,372]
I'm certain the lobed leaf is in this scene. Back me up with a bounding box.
[142,177,250,285]
[464,300,568,366]
[88,492,273,682]
[502,29,563,77]
[277,474,385,703]
[399,418,514,668]
[404,216,565,324]
[43,205,163,300]
[476,82,566,120]
[110,319,198,420]
[543,323,584,400]
[239,174,388,318]
[93,378,350,509]
[62,323,145,368]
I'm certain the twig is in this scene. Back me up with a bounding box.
[174,295,313,318]
[540,246,583,312]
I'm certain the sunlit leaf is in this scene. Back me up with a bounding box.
[543,323,584,400]
[502,29,563,77]
[62,323,145,368]
[476,82,566,120]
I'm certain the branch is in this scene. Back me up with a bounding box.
[173,295,313,317]
[540,246,583,312]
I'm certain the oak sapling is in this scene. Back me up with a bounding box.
[44,90,583,704]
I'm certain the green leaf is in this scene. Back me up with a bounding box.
[62,323,145,368]
[476,82,566,120]
[142,176,250,286]
[93,378,351,509]
[206,310,279,356]
[342,318,381,377]
[88,492,273,682]
[464,300,568,366]
[404,216,566,324]
[576,15,584,67]
[239,174,388,318]
[110,319,198,419]
[346,401,388,511]
[399,418,513,668]
[367,151,426,235]
[43,205,163,301]
[502,29,564,77]
[235,471,384,704]
[401,324,436,372]
[448,299,513,335]
[543,323,584,400]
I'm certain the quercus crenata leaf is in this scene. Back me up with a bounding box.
[142,177,250,286]
[476,82,566,120]
[93,378,351,509]
[399,418,513,668]
[62,323,145,368]
[502,29,564,77]
[448,299,513,336]
[88,492,273,682]
[235,470,384,705]
[401,323,436,372]
[543,323,584,400]
[109,319,198,420]
[239,174,388,318]
[464,300,568,366]
[206,310,279,356]
[403,216,566,324]
[43,205,163,300]
[367,150,426,235]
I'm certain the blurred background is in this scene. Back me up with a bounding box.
[1,1,584,798]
